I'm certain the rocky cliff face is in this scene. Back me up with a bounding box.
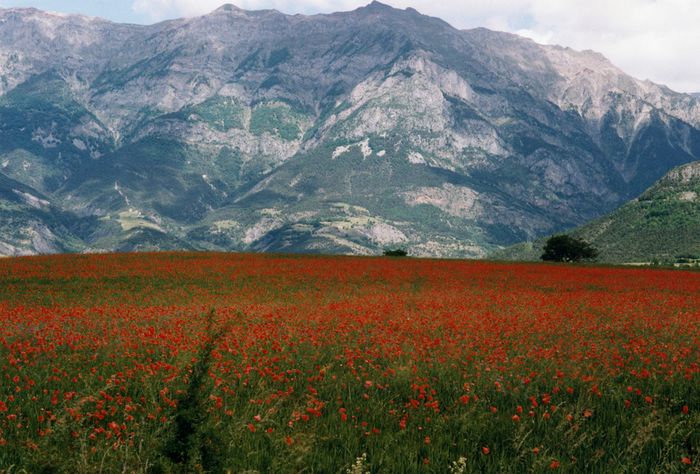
[1,2,700,257]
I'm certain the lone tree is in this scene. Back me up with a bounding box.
[384,248,408,257]
[541,234,598,263]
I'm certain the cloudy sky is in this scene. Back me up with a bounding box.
[1,0,698,93]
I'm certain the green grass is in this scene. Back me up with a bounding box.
[181,96,246,132]
[250,103,305,141]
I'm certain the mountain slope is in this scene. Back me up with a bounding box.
[0,172,86,255]
[2,3,700,256]
[493,161,700,263]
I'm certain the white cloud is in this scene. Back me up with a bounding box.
[131,0,700,92]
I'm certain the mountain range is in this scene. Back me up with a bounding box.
[2,2,700,257]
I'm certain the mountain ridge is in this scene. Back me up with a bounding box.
[492,160,700,264]
[1,3,700,257]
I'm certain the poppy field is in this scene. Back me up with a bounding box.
[0,252,698,473]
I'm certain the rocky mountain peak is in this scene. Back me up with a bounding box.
[363,1,395,11]
[214,4,244,13]
[209,3,283,18]
[0,6,108,25]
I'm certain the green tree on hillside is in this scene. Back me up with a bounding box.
[541,234,599,263]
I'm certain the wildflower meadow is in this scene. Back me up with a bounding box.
[0,252,698,472]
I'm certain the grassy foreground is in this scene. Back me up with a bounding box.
[0,252,698,473]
